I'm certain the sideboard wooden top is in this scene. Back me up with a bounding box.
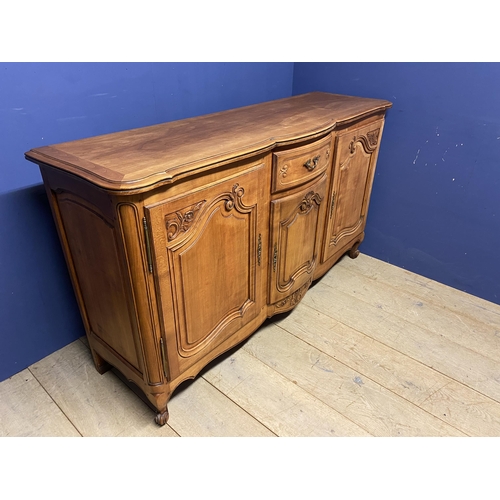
[25,92,392,192]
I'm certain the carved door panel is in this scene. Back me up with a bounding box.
[145,163,268,377]
[269,173,327,310]
[323,119,384,262]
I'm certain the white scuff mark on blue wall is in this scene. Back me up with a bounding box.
[57,116,87,122]
[413,149,421,165]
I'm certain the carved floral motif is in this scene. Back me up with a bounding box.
[349,137,357,154]
[224,184,245,211]
[165,200,206,241]
[275,279,312,310]
[348,128,381,155]
[367,129,380,146]
[298,191,323,215]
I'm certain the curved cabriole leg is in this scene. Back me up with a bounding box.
[155,407,170,426]
[348,240,361,259]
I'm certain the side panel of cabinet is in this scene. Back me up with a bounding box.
[39,167,167,403]
[322,119,385,263]
[146,161,268,378]
[269,173,327,313]
[42,186,144,378]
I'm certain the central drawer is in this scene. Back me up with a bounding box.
[271,134,332,193]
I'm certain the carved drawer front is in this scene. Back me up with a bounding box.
[272,134,332,193]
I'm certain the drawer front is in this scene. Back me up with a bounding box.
[272,134,332,193]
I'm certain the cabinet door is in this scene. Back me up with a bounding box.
[269,173,327,310]
[145,163,267,377]
[323,119,384,262]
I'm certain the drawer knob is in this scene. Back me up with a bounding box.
[303,155,320,171]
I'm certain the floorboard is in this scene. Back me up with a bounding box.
[303,280,500,404]
[0,369,80,437]
[203,347,370,436]
[167,377,276,437]
[243,323,464,436]
[323,262,500,363]
[276,301,500,436]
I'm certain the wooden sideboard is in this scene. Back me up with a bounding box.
[25,92,392,425]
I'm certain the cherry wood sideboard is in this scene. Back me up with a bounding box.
[25,92,392,425]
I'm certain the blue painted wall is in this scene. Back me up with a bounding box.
[0,62,294,382]
[293,63,500,306]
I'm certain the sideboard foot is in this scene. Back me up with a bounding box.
[155,408,170,426]
[90,348,111,375]
[348,241,361,259]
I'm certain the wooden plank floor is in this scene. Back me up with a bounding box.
[2,253,500,437]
